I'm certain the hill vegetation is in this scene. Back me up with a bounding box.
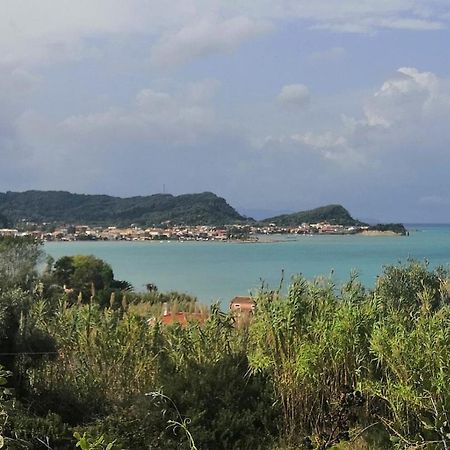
[0,190,406,234]
[367,223,407,234]
[0,213,9,228]
[0,190,248,226]
[263,204,363,226]
[263,206,407,234]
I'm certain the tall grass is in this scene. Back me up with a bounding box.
[4,256,450,449]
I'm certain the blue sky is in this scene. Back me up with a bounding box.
[2,1,450,221]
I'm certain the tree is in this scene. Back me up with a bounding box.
[0,236,43,290]
[145,283,158,292]
[53,256,75,287]
[53,255,114,299]
[0,213,10,228]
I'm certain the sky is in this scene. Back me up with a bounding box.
[2,1,450,222]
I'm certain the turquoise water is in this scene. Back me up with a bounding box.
[44,225,450,304]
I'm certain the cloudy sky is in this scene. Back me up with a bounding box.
[2,1,450,222]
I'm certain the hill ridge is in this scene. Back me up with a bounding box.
[262,204,362,227]
[0,190,248,226]
[0,190,400,231]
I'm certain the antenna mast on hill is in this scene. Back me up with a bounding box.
[163,184,166,194]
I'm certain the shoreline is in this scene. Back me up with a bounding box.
[43,230,406,245]
[359,230,403,236]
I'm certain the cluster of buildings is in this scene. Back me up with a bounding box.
[0,224,233,241]
[251,222,367,235]
[0,221,369,242]
[153,296,255,327]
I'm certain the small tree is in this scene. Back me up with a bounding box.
[0,236,43,290]
[53,255,115,303]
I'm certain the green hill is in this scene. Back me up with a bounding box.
[0,190,249,226]
[262,204,363,227]
[0,191,406,233]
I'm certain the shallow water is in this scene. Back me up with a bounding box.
[44,225,450,305]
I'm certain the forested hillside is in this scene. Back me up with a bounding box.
[0,190,248,226]
[263,204,362,226]
[0,191,406,234]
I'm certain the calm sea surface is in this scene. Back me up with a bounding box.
[44,225,450,305]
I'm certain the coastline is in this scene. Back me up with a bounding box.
[359,230,403,236]
[43,230,406,246]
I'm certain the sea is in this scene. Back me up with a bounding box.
[44,225,450,306]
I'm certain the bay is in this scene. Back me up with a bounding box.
[44,225,450,305]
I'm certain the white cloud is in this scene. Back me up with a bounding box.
[364,67,442,127]
[1,78,233,194]
[150,15,271,68]
[0,1,448,68]
[259,67,450,171]
[377,17,444,30]
[339,67,450,163]
[277,84,310,107]
[0,65,40,108]
[260,131,369,169]
[311,16,444,33]
[279,0,448,33]
[57,78,223,148]
[0,65,39,170]
[0,0,139,65]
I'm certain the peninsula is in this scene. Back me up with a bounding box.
[0,190,407,240]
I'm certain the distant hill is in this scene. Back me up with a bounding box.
[262,204,363,227]
[0,191,249,226]
[0,191,406,233]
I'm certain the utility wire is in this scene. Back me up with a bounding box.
[0,351,59,356]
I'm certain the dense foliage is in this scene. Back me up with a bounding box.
[0,213,9,228]
[264,206,407,234]
[0,236,42,290]
[368,223,407,235]
[263,204,363,227]
[1,236,450,449]
[0,191,248,226]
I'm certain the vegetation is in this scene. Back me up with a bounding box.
[264,206,407,234]
[0,191,249,226]
[0,191,407,235]
[0,213,10,228]
[0,236,42,290]
[1,236,450,448]
[367,223,407,235]
[263,204,363,227]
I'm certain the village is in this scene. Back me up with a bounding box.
[0,221,370,241]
